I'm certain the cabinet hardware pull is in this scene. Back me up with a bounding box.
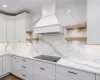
[22,59,26,61]
[40,68,45,71]
[22,66,26,68]
[68,71,77,75]
[22,74,26,77]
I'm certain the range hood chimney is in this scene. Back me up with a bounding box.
[33,1,63,33]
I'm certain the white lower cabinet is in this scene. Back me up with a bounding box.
[31,60,55,80]
[12,56,26,79]
[56,66,95,80]
[26,60,55,80]
[0,12,32,43]
[2,55,11,74]
[11,55,98,80]
[0,56,2,76]
[12,55,55,80]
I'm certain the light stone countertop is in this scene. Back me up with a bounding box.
[57,58,100,75]
[1,53,100,75]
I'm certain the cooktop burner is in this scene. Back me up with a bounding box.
[34,55,61,62]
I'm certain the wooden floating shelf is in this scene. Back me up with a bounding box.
[65,24,87,30]
[26,30,33,33]
[26,38,39,41]
[65,37,87,40]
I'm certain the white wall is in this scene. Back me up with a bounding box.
[56,0,87,26]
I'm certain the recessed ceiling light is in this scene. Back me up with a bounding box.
[2,4,7,8]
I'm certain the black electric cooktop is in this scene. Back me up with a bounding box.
[34,55,61,62]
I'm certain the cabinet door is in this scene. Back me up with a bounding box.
[15,18,26,42]
[56,66,95,80]
[7,19,15,42]
[87,0,100,44]
[0,18,6,42]
[0,56,2,76]
[2,55,11,74]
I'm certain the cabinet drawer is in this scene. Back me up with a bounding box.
[13,56,27,62]
[56,66,95,80]
[32,60,55,79]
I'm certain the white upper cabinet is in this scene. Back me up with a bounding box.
[0,12,32,43]
[15,13,32,42]
[87,0,100,44]
[0,18,6,42]
[15,18,26,42]
[7,19,16,42]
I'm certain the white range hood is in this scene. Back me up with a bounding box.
[33,1,63,33]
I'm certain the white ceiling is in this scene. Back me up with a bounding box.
[0,0,79,15]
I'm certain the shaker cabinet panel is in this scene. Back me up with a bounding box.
[0,12,32,43]
[12,56,27,78]
[6,19,16,42]
[15,18,26,42]
[0,18,6,42]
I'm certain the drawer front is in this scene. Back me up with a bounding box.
[13,61,26,73]
[12,56,27,74]
[26,71,55,80]
[31,60,55,79]
[13,56,27,62]
[56,66,95,80]
[13,69,25,79]
[12,56,22,62]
